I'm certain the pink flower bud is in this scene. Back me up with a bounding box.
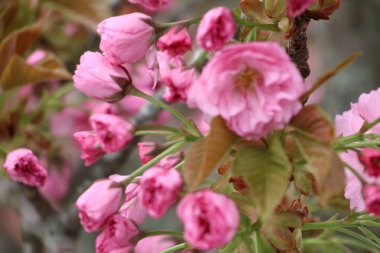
[120,179,147,224]
[97,13,154,64]
[138,142,159,164]
[95,214,139,253]
[3,148,47,187]
[177,189,239,250]
[90,114,134,153]
[140,166,182,218]
[288,0,316,18]
[135,236,176,253]
[128,0,172,11]
[363,185,380,216]
[73,131,105,166]
[359,148,380,177]
[76,176,124,232]
[157,27,192,57]
[161,67,197,103]
[196,7,236,51]
[73,52,130,103]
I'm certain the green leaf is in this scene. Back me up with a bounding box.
[232,133,292,221]
[0,54,71,90]
[183,117,238,191]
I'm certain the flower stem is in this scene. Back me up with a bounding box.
[121,141,186,186]
[156,17,202,30]
[338,140,380,150]
[342,161,367,185]
[141,230,183,238]
[301,220,380,230]
[159,243,189,253]
[134,130,177,136]
[361,117,380,133]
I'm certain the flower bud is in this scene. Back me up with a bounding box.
[196,7,236,51]
[177,189,239,250]
[73,131,105,166]
[140,166,182,218]
[161,67,197,103]
[128,0,172,11]
[363,185,380,216]
[3,148,47,187]
[73,52,131,103]
[76,176,124,232]
[288,0,316,18]
[359,148,380,177]
[138,142,159,164]
[97,13,154,64]
[90,114,134,153]
[157,27,192,57]
[119,179,147,224]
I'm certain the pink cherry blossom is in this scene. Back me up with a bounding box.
[177,189,239,250]
[138,142,159,164]
[161,67,197,103]
[188,42,305,140]
[26,49,47,65]
[128,0,172,11]
[335,88,380,212]
[90,114,134,153]
[76,176,124,232]
[140,166,182,218]
[119,179,147,224]
[97,13,154,64]
[95,214,139,253]
[363,185,380,216]
[157,27,192,57]
[3,148,47,187]
[196,7,236,51]
[288,0,316,18]
[134,236,176,253]
[359,148,380,177]
[73,51,130,102]
[73,131,105,166]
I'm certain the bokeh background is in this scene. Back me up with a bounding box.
[0,0,380,252]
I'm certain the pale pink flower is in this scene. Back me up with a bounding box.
[97,13,154,64]
[50,108,90,137]
[188,42,305,140]
[90,114,134,153]
[177,189,239,250]
[73,131,105,166]
[128,0,172,11]
[120,179,147,224]
[140,166,182,218]
[363,185,380,216]
[196,7,236,51]
[3,148,47,187]
[157,27,192,57]
[39,165,72,201]
[76,176,124,232]
[336,88,380,212]
[359,148,380,177]
[138,142,159,164]
[288,0,316,18]
[26,49,47,65]
[134,236,176,253]
[73,52,130,102]
[95,214,139,253]
[161,67,197,103]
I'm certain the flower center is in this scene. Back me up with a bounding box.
[234,67,262,92]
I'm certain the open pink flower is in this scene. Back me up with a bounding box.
[177,189,239,250]
[95,214,139,253]
[120,179,147,224]
[359,148,380,177]
[196,7,236,51]
[3,148,47,187]
[188,42,305,140]
[73,52,130,103]
[90,114,134,153]
[97,13,154,64]
[157,27,192,57]
[128,0,172,11]
[140,166,182,218]
[73,131,105,166]
[76,176,124,232]
[363,185,380,216]
[161,67,197,103]
[336,88,380,212]
[288,0,316,18]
